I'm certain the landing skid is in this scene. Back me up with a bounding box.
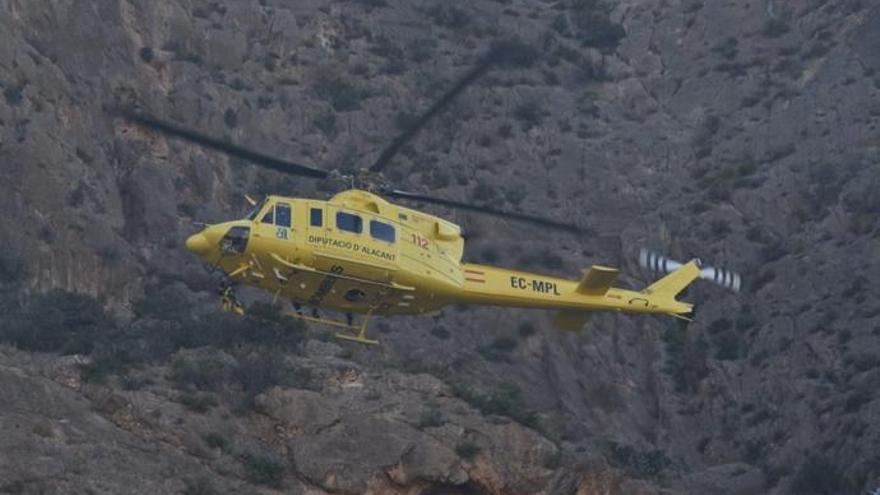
[284,309,379,346]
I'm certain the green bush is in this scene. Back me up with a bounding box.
[203,432,229,451]
[313,73,364,112]
[170,355,230,391]
[790,457,853,495]
[513,100,545,129]
[762,18,790,37]
[232,350,295,405]
[455,442,481,460]
[179,392,219,413]
[0,253,26,284]
[241,452,285,488]
[608,442,671,479]
[477,336,518,362]
[518,321,536,338]
[313,112,337,139]
[451,380,536,426]
[1,290,113,354]
[81,348,134,383]
[426,4,470,30]
[418,408,445,428]
[182,477,216,495]
[569,0,626,50]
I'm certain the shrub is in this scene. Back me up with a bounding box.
[455,442,481,460]
[712,37,739,60]
[451,380,536,426]
[182,477,216,495]
[0,253,26,284]
[518,321,536,338]
[241,452,285,488]
[478,336,517,362]
[663,328,709,393]
[569,0,626,50]
[430,326,451,339]
[790,457,853,495]
[179,392,219,413]
[608,442,671,479]
[714,330,745,361]
[762,19,790,39]
[170,355,230,391]
[313,112,337,139]
[313,72,364,112]
[203,432,229,451]
[233,350,291,405]
[1,290,113,354]
[418,408,445,428]
[513,100,545,129]
[81,348,134,383]
[426,4,470,30]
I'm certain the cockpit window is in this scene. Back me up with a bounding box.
[276,203,292,228]
[336,212,362,234]
[261,210,274,224]
[220,226,250,255]
[246,197,268,221]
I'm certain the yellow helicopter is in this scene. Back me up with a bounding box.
[119,44,740,344]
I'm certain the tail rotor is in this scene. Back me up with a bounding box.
[639,249,742,292]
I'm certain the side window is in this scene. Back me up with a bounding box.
[370,220,395,243]
[275,203,292,228]
[336,212,362,234]
[310,208,323,227]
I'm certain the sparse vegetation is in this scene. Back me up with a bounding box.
[0,290,112,354]
[608,442,671,479]
[450,380,536,427]
[203,432,229,451]
[426,4,470,30]
[477,336,517,362]
[662,327,709,393]
[790,456,853,495]
[513,100,545,130]
[82,348,135,383]
[455,441,481,460]
[418,407,445,428]
[313,112,337,139]
[762,18,790,38]
[241,452,285,488]
[313,72,365,112]
[179,392,219,413]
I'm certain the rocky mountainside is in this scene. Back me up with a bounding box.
[1,0,879,493]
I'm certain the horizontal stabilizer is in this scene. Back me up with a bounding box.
[576,265,619,296]
[554,310,591,331]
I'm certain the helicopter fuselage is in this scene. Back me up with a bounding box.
[186,189,697,323]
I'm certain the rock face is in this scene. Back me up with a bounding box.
[1,0,879,494]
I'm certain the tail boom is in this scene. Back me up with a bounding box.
[453,263,694,316]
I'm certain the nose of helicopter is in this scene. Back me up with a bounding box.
[185,233,211,255]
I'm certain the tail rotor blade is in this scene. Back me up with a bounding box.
[639,249,742,292]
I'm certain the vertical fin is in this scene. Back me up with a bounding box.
[644,260,702,300]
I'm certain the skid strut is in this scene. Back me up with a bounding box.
[284,308,379,345]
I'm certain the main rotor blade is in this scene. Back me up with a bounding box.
[385,189,587,234]
[368,43,527,174]
[118,109,330,179]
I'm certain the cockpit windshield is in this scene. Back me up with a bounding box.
[220,226,250,255]
[246,197,268,221]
